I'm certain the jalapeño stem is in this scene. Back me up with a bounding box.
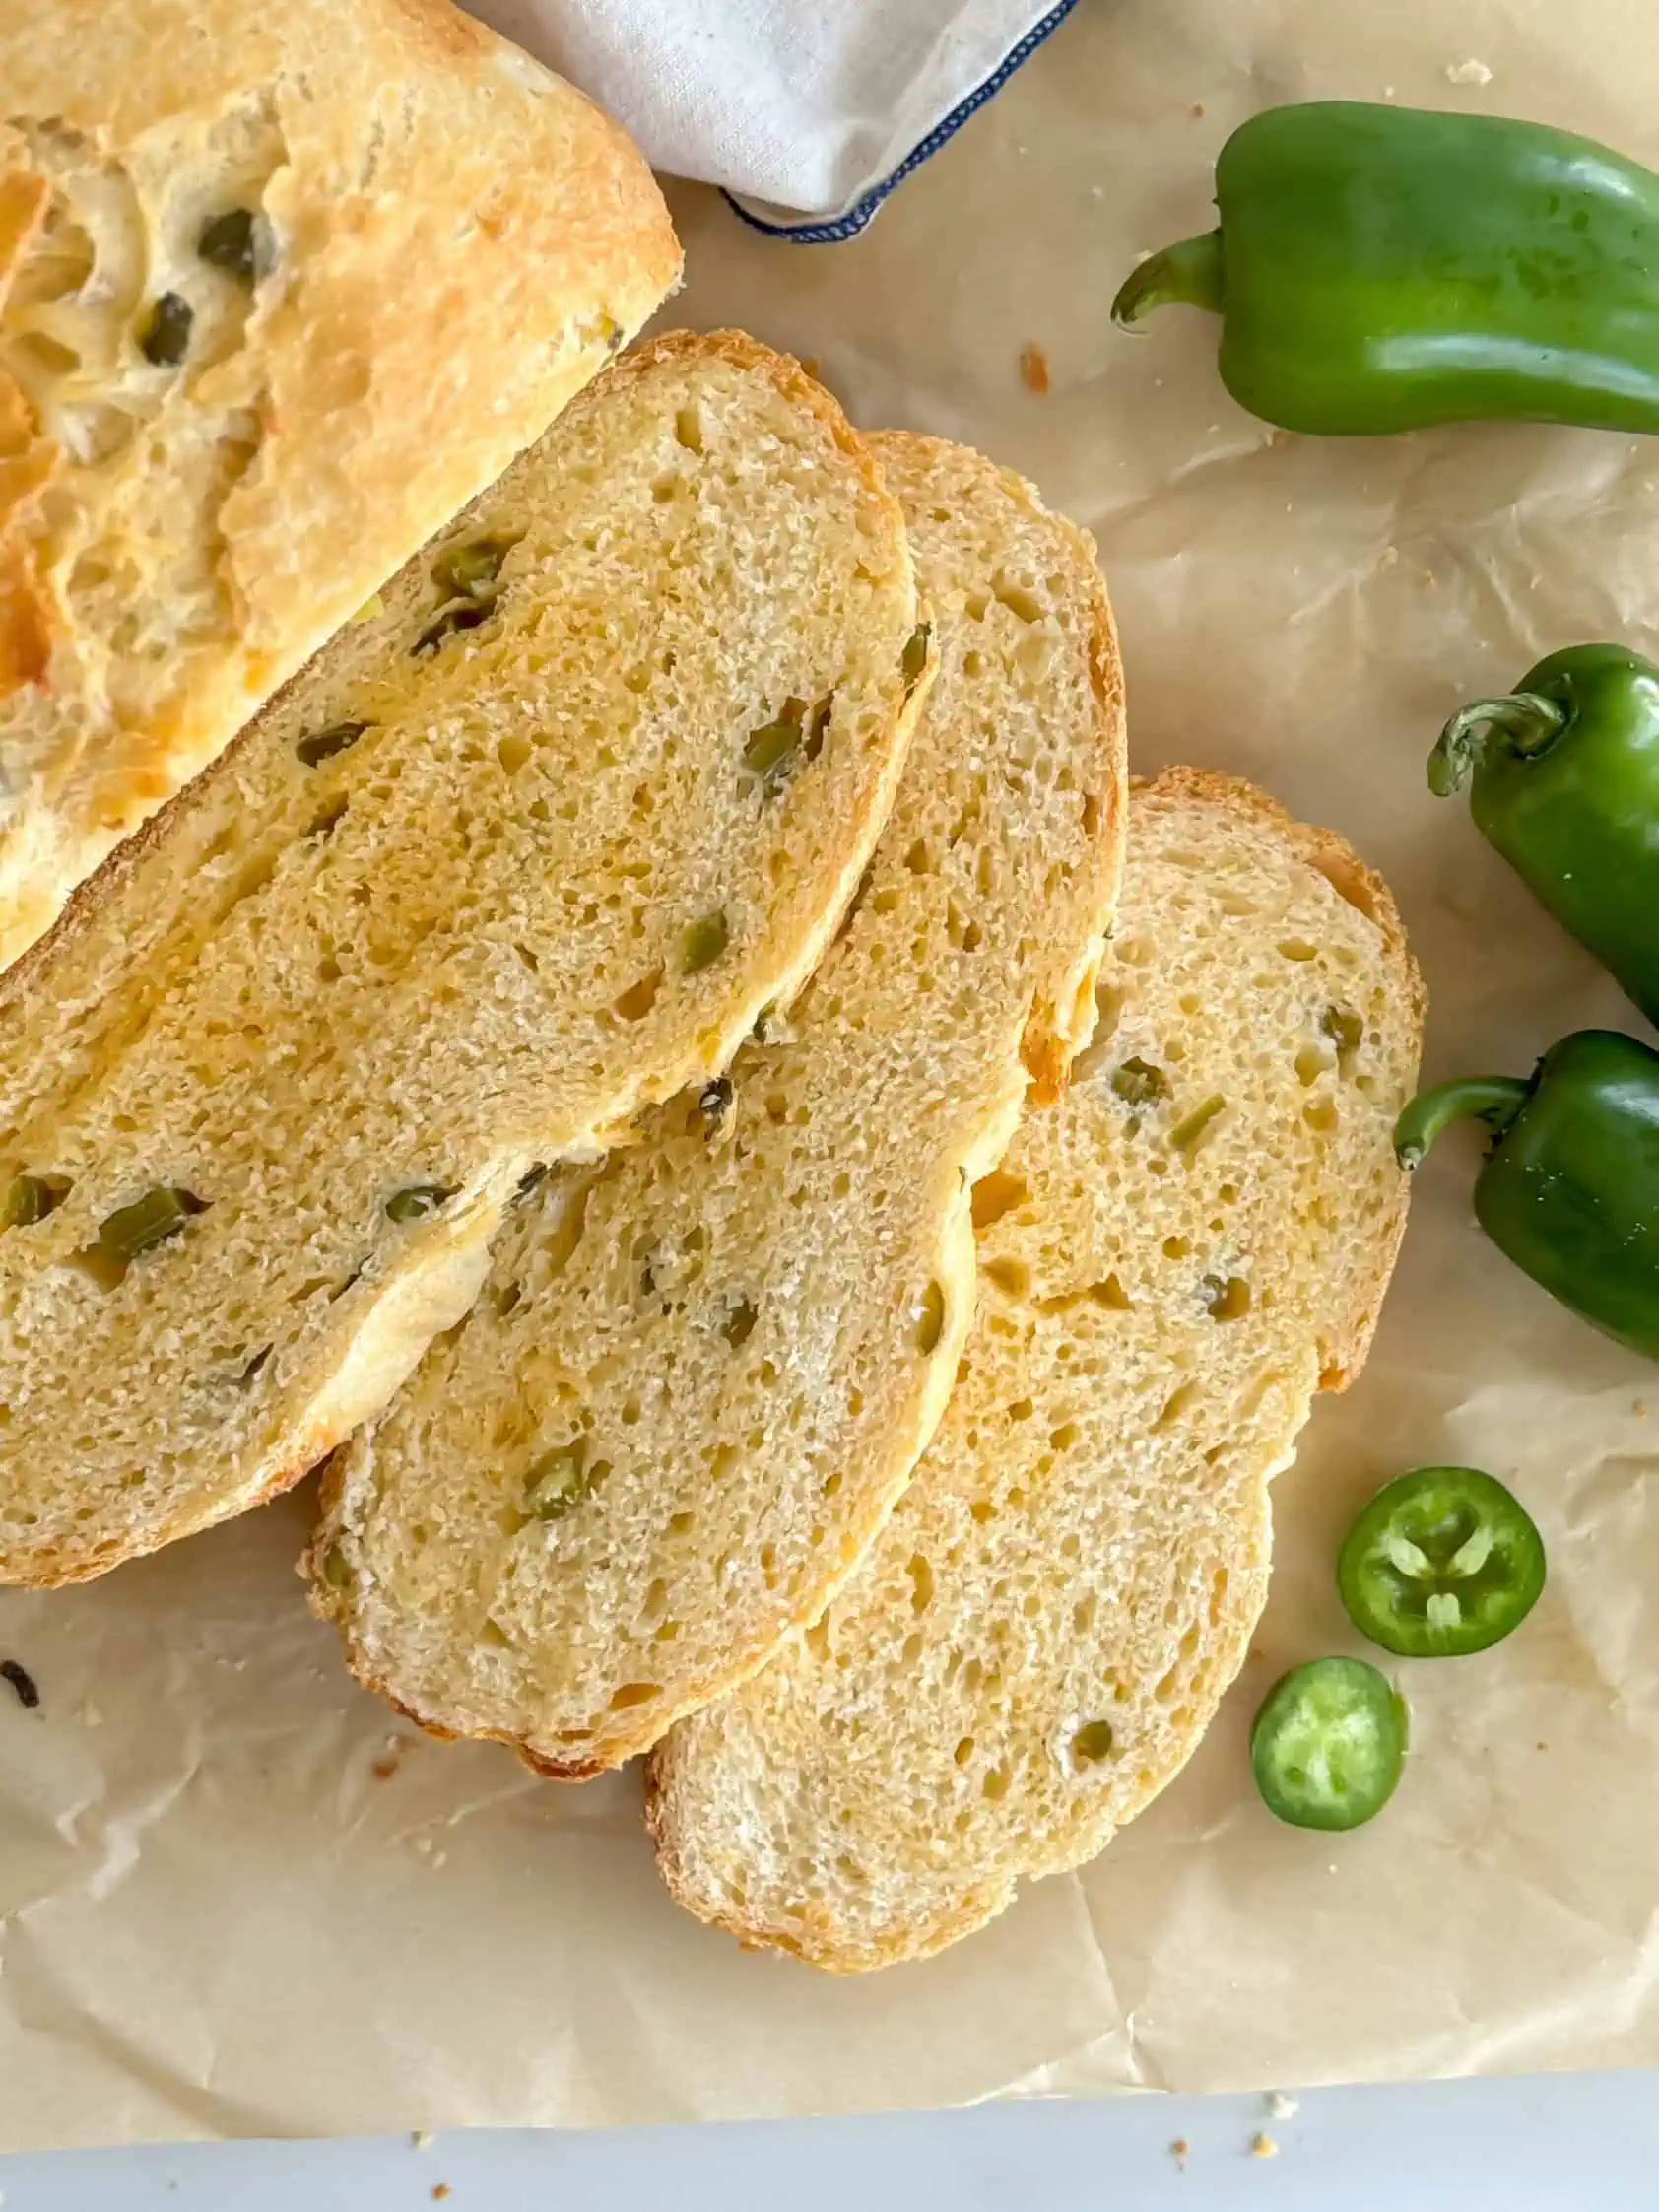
[1394,1075,1532,1170]
[1111,231,1226,328]
[1427,692,1569,797]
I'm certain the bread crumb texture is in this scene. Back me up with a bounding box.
[648,771,1424,1970]
[0,0,681,965]
[311,432,1127,1776]
[0,330,919,1586]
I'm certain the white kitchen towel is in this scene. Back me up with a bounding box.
[465,0,1079,238]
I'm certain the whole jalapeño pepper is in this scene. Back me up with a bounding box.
[1114,103,1659,436]
[1395,1030,1659,1362]
[1429,645,1659,1026]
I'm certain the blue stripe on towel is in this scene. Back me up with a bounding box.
[723,0,1082,243]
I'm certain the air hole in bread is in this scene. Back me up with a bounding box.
[1161,1235,1189,1260]
[1202,1274,1252,1321]
[907,1554,934,1612]
[1304,1098,1339,1135]
[1155,1381,1199,1432]
[673,404,703,453]
[991,574,1042,624]
[1294,1044,1328,1086]
[985,1255,1029,1299]
[607,1682,659,1711]
[982,1763,1012,1802]
[613,968,662,1022]
[721,1300,758,1349]
[1278,937,1318,962]
[972,1170,1029,1230]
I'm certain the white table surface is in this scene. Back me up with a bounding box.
[0,2075,1653,2209]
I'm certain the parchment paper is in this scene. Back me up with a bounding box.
[5,0,1659,2152]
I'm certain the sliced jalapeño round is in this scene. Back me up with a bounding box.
[1250,1656,1407,1832]
[1338,1465,1546,1659]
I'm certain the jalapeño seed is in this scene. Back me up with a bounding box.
[140,292,193,367]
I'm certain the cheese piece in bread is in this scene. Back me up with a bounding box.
[0,0,681,966]
[0,331,920,1587]
[309,432,1127,1776]
[648,771,1425,1970]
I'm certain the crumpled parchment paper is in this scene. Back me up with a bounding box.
[4,0,1659,2150]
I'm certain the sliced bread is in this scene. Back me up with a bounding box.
[648,771,1425,1970]
[308,432,1127,1776]
[0,331,921,1587]
[0,0,681,967]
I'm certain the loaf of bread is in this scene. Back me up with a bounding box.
[0,0,681,966]
[649,771,1425,1969]
[308,433,1127,1776]
[0,331,922,1588]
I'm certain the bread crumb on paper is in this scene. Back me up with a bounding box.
[1446,59,1493,85]
[1251,2132,1279,2160]
[1020,343,1051,395]
[412,2130,433,2151]
[1170,2137,1189,2170]
[431,2187,453,2203]
[1266,2092,1299,2121]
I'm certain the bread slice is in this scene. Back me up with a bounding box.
[308,432,1127,1776]
[0,331,922,1588]
[648,771,1425,1970]
[0,0,683,970]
